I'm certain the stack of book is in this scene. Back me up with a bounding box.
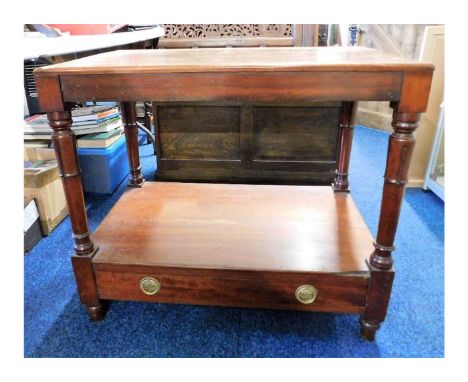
[76,127,124,148]
[24,105,124,149]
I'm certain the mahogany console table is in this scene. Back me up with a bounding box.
[35,47,433,341]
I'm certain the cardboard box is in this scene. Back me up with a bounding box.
[24,147,55,161]
[24,197,43,253]
[24,148,68,235]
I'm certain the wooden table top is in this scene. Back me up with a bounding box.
[92,182,374,273]
[35,47,433,75]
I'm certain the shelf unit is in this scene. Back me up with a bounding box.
[34,47,434,341]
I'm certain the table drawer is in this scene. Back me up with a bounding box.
[95,269,369,314]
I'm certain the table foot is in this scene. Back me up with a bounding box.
[86,302,107,321]
[331,181,351,193]
[128,177,145,188]
[359,316,380,341]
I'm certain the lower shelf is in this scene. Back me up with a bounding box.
[92,182,374,313]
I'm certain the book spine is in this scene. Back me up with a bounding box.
[71,116,121,128]
[24,115,42,123]
[73,120,123,135]
[25,116,122,133]
[95,108,119,120]
[71,107,118,122]
[95,113,120,124]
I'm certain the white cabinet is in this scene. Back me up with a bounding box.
[423,103,444,201]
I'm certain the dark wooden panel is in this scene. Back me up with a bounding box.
[60,71,402,103]
[158,105,240,160]
[154,102,340,184]
[156,159,336,184]
[95,269,368,314]
[253,106,340,161]
[154,100,342,107]
[240,105,254,161]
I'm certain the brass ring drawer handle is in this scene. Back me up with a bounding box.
[140,277,161,295]
[295,285,318,304]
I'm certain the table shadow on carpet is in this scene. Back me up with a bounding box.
[30,294,380,358]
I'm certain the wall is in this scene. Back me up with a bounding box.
[355,24,444,186]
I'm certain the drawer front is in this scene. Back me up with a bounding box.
[95,270,368,314]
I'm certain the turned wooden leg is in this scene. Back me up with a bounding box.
[121,101,145,187]
[48,110,105,321]
[144,101,153,145]
[333,101,357,192]
[360,104,420,341]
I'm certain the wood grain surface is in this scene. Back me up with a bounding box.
[158,105,241,160]
[253,106,339,161]
[33,46,434,339]
[92,182,374,273]
[35,47,434,74]
[94,269,369,314]
[154,102,340,184]
[58,71,403,103]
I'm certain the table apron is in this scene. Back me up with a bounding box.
[59,71,403,103]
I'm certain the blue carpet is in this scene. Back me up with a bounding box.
[24,126,444,357]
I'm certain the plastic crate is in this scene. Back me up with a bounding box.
[77,135,128,195]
